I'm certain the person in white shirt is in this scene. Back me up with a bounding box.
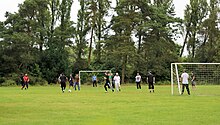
[113,73,121,92]
[181,69,190,95]
[135,73,141,89]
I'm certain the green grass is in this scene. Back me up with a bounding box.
[0,85,220,125]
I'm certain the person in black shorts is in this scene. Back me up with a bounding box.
[20,73,24,90]
[60,73,67,93]
[68,74,74,92]
[104,72,114,92]
[147,71,155,93]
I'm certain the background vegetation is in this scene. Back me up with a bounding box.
[0,0,220,85]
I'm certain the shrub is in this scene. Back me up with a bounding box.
[29,76,48,86]
[0,77,5,84]
[1,80,16,86]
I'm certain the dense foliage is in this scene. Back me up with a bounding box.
[0,0,219,85]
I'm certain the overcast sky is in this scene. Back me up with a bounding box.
[0,0,189,21]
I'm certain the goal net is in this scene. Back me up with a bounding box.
[79,70,111,86]
[171,63,220,95]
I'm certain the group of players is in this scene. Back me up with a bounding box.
[19,70,195,95]
[59,71,156,93]
[58,73,80,93]
[180,70,196,95]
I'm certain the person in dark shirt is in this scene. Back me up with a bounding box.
[60,73,67,93]
[147,71,155,93]
[104,72,114,92]
[20,73,24,90]
[68,74,74,92]
[74,74,80,91]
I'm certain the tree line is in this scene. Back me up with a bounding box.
[0,0,220,85]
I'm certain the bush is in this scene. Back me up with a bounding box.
[1,80,16,86]
[0,77,5,84]
[29,76,48,86]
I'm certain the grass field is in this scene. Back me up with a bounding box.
[0,85,220,125]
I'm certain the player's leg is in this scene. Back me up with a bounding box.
[148,83,151,92]
[63,83,66,91]
[139,82,141,89]
[181,84,185,95]
[152,83,154,92]
[108,82,114,92]
[69,83,71,90]
[95,80,97,87]
[77,82,80,90]
[136,82,140,89]
[74,82,77,90]
[186,84,190,95]
[21,82,25,90]
[61,83,64,92]
[26,82,28,89]
[104,83,108,92]
[192,81,196,90]
[115,82,118,91]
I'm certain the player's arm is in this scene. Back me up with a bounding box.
[146,77,148,84]
[192,76,195,81]
[153,77,155,84]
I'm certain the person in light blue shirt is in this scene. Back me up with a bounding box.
[92,75,97,87]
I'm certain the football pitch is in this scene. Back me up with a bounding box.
[0,85,220,125]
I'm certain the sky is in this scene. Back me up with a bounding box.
[0,0,190,55]
[0,0,189,21]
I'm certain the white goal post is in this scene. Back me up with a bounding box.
[171,63,220,95]
[79,70,111,85]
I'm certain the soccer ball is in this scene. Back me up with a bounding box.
[68,89,71,92]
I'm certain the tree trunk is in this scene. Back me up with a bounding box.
[88,27,94,65]
[121,55,127,84]
[180,30,190,57]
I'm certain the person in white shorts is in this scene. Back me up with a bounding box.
[113,73,121,91]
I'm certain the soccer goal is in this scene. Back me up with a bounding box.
[171,63,220,95]
[79,70,111,85]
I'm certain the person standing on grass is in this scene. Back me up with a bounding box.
[20,73,24,89]
[191,71,196,90]
[104,72,114,92]
[113,72,121,92]
[135,72,141,89]
[92,75,97,87]
[109,73,114,89]
[180,69,190,95]
[74,74,80,91]
[22,74,29,90]
[147,71,155,93]
[68,74,74,91]
[60,73,67,93]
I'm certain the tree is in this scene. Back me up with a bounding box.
[195,0,220,62]
[182,0,209,58]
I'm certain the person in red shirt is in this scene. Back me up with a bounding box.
[22,74,30,90]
